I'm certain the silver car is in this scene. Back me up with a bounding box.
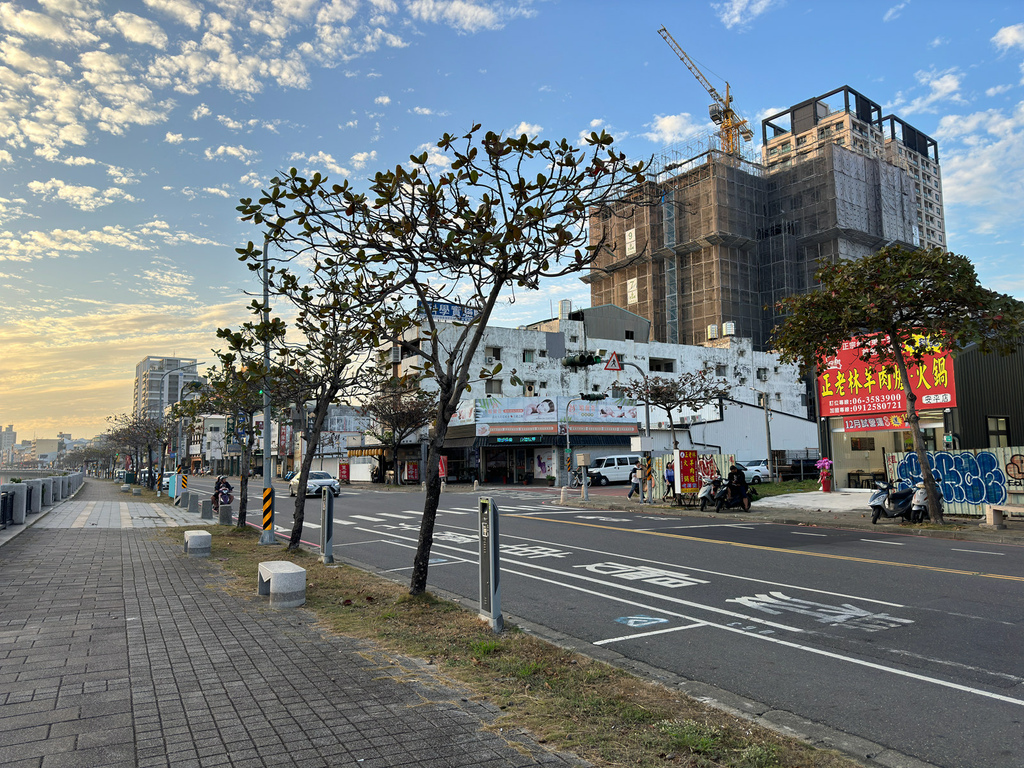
[289,470,341,497]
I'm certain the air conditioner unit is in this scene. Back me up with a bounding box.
[707,324,719,340]
[757,370,768,381]
[722,321,736,337]
[485,356,496,364]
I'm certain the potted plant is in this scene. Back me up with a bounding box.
[546,474,556,487]
[816,457,833,493]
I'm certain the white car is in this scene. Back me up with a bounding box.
[736,460,771,484]
[289,470,341,497]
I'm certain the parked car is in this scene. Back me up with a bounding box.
[586,454,643,485]
[735,460,771,484]
[289,470,340,497]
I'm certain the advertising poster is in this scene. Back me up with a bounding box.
[817,336,956,417]
[674,449,698,493]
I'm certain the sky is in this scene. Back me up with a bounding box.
[2,0,1023,441]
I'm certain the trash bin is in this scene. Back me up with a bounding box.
[821,473,831,493]
[125,471,137,484]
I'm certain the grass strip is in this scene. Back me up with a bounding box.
[163,523,865,768]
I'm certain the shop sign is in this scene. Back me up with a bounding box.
[675,449,698,492]
[416,300,480,324]
[842,414,908,432]
[817,335,956,417]
[338,460,350,482]
[406,462,418,481]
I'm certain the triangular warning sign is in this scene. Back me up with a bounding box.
[605,351,623,371]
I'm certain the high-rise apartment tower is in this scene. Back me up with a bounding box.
[133,357,202,420]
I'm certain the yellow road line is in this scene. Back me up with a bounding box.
[511,516,1024,582]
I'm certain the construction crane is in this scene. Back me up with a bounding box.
[657,25,754,156]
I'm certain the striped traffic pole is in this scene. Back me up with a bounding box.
[259,485,276,545]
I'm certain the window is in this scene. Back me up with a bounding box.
[569,335,578,343]
[988,417,1010,448]
[715,364,727,377]
[485,379,502,395]
[851,437,876,451]
[539,350,547,358]
[522,350,534,363]
[625,330,634,340]
[484,347,501,361]
[756,367,768,381]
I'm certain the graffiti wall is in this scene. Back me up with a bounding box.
[885,447,1024,516]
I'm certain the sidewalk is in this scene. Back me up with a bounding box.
[0,479,587,768]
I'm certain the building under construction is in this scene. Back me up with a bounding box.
[586,85,944,351]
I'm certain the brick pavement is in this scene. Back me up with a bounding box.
[0,479,588,768]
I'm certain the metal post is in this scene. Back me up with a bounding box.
[478,497,503,633]
[259,233,276,545]
[319,488,334,563]
[764,394,773,481]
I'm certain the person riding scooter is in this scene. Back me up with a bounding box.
[725,465,751,511]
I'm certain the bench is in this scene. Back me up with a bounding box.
[982,503,1024,530]
[183,530,212,557]
[258,561,306,608]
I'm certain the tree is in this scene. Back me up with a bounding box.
[219,256,376,550]
[237,125,649,593]
[170,354,270,528]
[361,369,437,484]
[772,245,1024,523]
[105,412,166,483]
[619,370,732,449]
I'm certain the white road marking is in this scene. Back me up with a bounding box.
[303,522,321,529]
[351,515,386,522]
[792,532,827,537]
[595,622,706,645]
[442,509,472,515]
[951,549,1005,556]
[333,518,358,525]
[860,539,905,545]
[378,512,418,519]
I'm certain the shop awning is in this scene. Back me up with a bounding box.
[444,437,478,448]
[348,447,386,457]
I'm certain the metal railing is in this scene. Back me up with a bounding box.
[0,491,11,530]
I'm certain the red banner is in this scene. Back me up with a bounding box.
[817,337,955,417]
[675,449,698,492]
[337,460,350,482]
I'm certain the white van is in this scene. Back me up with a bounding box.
[586,454,642,485]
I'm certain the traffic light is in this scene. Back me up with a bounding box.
[579,393,607,401]
[562,352,603,367]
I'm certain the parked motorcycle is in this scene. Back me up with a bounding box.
[869,481,916,524]
[713,482,757,512]
[697,476,722,511]
[910,482,942,523]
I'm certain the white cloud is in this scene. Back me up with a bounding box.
[0,150,12,163]
[342,119,358,128]
[107,165,141,185]
[642,113,707,144]
[375,94,391,104]
[203,144,258,163]
[292,150,351,177]
[929,36,948,48]
[986,84,1014,97]
[350,150,377,169]
[890,68,964,115]
[165,132,184,143]
[992,23,1024,51]
[407,0,505,32]
[411,106,433,115]
[142,0,203,30]
[58,155,97,166]
[882,1,908,22]
[27,177,137,211]
[239,172,262,188]
[217,115,243,130]
[511,121,541,137]
[105,11,168,49]
[192,103,211,120]
[202,187,230,197]
[712,0,776,30]
[0,3,88,43]
[414,141,451,170]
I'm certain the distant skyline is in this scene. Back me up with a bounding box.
[3,1,1023,439]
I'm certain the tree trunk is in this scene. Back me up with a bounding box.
[410,432,444,595]
[892,345,944,523]
[238,430,251,528]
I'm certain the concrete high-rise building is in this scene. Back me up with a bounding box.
[586,85,942,351]
[1,425,15,463]
[133,357,202,420]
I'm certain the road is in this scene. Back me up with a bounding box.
[186,477,1024,768]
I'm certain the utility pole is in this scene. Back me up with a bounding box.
[751,387,773,481]
[259,234,276,545]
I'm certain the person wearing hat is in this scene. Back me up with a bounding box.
[726,464,750,511]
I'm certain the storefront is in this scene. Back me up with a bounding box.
[818,338,956,488]
[445,396,639,485]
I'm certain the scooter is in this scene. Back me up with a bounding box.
[697,476,722,511]
[910,483,942,523]
[869,481,915,524]
[713,483,757,512]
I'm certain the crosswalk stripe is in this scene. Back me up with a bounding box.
[379,513,417,519]
[352,515,385,522]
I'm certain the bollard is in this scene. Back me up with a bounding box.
[421,481,426,491]
[201,499,213,520]
[319,488,334,564]
[188,493,199,515]
[219,503,232,526]
[473,479,479,491]
[560,486,569,504]
[25,479,42,513]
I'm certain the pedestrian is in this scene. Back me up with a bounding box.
[627,460,642,500]
[663,460,676,503]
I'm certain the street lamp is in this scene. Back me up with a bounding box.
[157,361,204,496]
[621,361,653,504]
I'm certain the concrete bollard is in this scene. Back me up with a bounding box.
[219,504,233,526]
[25,480,42,513]
[201,499,213,520]
[421,481,426,491]
[184,530,211,557]
[440,481,446,493]
[50,477,62,502]
[560,486,569,504]
[473,480,479,491]
[10,484,27,524]
[188,493,199,515]
[60,476,69,498]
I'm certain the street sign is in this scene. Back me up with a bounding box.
[605,351,623,371]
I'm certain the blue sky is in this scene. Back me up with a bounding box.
[2,0,1023,440]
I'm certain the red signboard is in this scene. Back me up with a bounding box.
[675,449,698,492]
[406,462,419,482]
[337,460,350,482]
[439,455,448,479]
[817,337,956,417]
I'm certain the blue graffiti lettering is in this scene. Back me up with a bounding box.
[895,450,1006,506]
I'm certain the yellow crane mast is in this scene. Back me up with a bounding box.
[657,25,754,156]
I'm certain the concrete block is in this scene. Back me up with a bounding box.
[257,561,306,608]
[218,504,233,526]
[121,485,131,493]
[201,499,213,520]
[132,488,142,496]
[187,493,199,515]
[184,530,212,557]
[10,484,27,524]
[24,479,42,513]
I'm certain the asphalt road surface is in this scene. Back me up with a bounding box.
[186,479,1024,768]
